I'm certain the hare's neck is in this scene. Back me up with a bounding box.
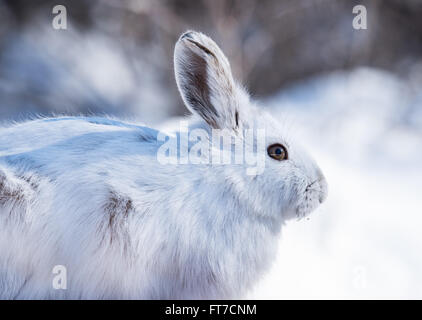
[195,174,281,296]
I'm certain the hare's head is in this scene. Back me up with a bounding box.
[174,31,327,221]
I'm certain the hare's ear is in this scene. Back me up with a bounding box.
[174,31,241,130]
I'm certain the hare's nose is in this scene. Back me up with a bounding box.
[313,168,328,203]
[318,178,328,203]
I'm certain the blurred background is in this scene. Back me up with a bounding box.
[0,0,421,299]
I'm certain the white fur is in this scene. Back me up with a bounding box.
[0,31,327,299]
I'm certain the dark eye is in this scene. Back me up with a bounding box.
[267,143,288,161]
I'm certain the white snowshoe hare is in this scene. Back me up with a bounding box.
[0,31,327,299]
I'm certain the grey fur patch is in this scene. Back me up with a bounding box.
[18,175,40,191]
[0,172,23,206]
[0,171,36,220]
[101,190,134,248]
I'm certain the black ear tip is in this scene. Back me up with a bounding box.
[180,31,194,40]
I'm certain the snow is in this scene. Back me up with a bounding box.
[250,68,422,299]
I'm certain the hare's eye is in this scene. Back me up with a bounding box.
[267,144,288,161]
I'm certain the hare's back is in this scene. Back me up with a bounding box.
[0,116,157,156]
[0,114,161,177]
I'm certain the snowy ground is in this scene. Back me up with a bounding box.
[250,68,422,299]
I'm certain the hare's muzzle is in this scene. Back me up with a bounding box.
[318,177,328,204]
